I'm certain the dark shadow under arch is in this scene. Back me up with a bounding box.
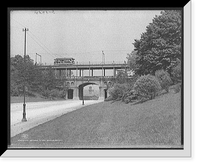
[78,82,98,100]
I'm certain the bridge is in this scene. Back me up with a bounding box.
[40,61,129,100]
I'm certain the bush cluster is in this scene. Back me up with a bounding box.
[107,71,178,104]
[171,61,182,84]
[155,70,172,92]
[108,83,129,101]
[133,74,161,100]
[41,89,67,100]
[168,83,181,94]
[122,89,138,104]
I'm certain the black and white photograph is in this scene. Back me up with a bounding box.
[5,4,192,157]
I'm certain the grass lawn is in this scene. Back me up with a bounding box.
[10,92,182,148]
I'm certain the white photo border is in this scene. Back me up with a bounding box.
[4,2,191,157]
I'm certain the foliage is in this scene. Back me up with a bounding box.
[41,67,58,91]
[41,89,51,99]
[106,75,139,103]
[122,89,138,104]
[126,51,139,73]
[171,58,182,84]
[10,55,36,96]
[126,75,139,89]
[133,75,161,100]
[129,10,182,76]
[58,89,67,99]
[108,83,129,100]
[10,82,23,96]
[115,70,128,84]
[41,89,67,100]
[10,55,67,99]
[168,83,181,94]
[155,70,172,92]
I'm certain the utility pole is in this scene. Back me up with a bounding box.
[22,28,28,122]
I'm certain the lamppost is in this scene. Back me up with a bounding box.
[82,92,84,105]
[82,69,84,105]
[22,28,28,122]
[82,85,84,105]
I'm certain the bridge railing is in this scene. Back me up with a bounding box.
[75,61,126,65]
[40,61,127,66]
[55,76,116,80]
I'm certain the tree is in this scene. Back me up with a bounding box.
[130,10,182,76]
[171,58,182,83]
[134,74,161,100]
[10,55,37,95]
[126,50,141,75]
[155,69,172,92]
[115,70,128,84]
[41,67,57,90]
[10,55,68,99]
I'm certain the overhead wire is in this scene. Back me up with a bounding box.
[11,18,26,28]
[27,31,58,59]
[28,30,64,58]
[11,17,63,59]
[11,18,132,63]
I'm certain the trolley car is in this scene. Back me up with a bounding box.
[54,58,75,65]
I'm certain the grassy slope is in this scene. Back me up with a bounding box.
[10,92,182,148]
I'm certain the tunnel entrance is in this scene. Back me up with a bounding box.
[78,83,99,100]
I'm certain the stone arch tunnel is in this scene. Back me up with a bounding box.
[78,82,98,100]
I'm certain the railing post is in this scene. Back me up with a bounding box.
[89,61,90,77]
[79,69,81,77]
[91,69,93,76]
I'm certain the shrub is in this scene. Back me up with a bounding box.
[116,70,128,84]
[121,89,138,103]
[134,74,161,100]
[171,61,182,84]
[108,83,128,100]
[10,85,20,96]
[168,83,181,94]
[26,91,36,97]
[41,89,51,98]
[155,70,172,92]
[104,95,113,101]
[58,89,67,99]
[10,83,23,96]
[49,89,60,99]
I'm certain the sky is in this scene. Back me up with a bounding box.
[10,10,161,65]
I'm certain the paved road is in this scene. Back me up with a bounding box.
[10,99,103,137]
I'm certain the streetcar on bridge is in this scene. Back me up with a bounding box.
[54,57,75,65]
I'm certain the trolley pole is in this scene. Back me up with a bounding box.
[22,28,28,122]
[36,53,42,65]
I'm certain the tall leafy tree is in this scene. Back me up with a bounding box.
[129,10,182,76]
[115,70,128,84]
[41,67,58,90]
[11,55,36,95]
[10,55,68,98]
[11,55,45,95]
